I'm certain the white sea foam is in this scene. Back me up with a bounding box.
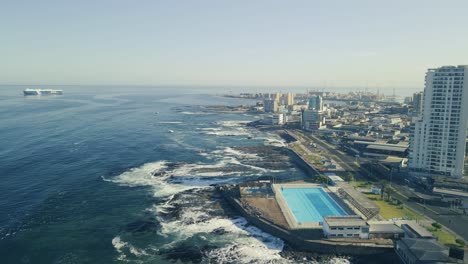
[180,111,213,115]
[112,236,148,260]
[262,137,287,147]
[159,209,288,264]
[197,120,258,138]
[103,161,195,197]
[223,147,260,160]
[328,258,351,264]
[158,121,183,124]
[215,120,251,127]
[202,130,251,137]
[103,151,270,198]
[198,127,222,131]
[112,236,127,254]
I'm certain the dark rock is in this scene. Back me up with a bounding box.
[123,220,160,233]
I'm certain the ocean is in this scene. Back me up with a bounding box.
[0,86,350,263]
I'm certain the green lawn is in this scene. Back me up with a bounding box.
[365,194,422,220]
[291,143,324,169]
[425,226,460,247]
[349,180,373,188]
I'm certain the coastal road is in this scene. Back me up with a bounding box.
[292,130,367,178]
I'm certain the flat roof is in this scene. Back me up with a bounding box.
[395,220,434,238]
[382,156,407,163]
[366,145,407,152]
[433,187,468,198]
[324,216,367,227]
[398,238,450,262]
[327,175,344,182]
[354,140,408,147]
[369,223,404,234]
[336,182,380,210]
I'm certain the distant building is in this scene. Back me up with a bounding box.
[412,92,423,115]
[260,114,285,125]
[286,92,294,106]
[264,99,278,113]
[272,114,285,125]
[404,96,413,104]
[308,95,323,111]
[409,65,468,178]
[322,216,369,239]
[351,140,408,158]
[274,92,282,103]
[395,238,455,264]
[301,109,323,130]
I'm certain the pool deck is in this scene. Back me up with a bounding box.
[272,183,355,229]
[242,197,289,228]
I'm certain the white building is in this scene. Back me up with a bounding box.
[325,173,344,185]
[323,216,369,239]
[272,114,285,125]
[409,65,468,178]
[286,92,294,106]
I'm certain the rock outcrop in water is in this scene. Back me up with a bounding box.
[123,220,160,233]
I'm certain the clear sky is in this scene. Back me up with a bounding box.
[1,0,467,91]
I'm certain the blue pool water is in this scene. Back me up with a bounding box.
[281,188,347,223]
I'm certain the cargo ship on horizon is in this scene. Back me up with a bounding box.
[23,88,63,96]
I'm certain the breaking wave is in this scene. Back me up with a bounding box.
[112,236,148,261]
[103,145,282,198]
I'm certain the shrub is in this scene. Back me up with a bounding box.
[455,238,465,246]
[432,222,442,229]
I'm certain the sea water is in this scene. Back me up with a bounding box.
[0,86,349,263]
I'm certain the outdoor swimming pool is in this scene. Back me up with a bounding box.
[280,187,347,223]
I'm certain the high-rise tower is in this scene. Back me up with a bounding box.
[286,92,294,106]
[308,95,323,111]
[409,65,468,178]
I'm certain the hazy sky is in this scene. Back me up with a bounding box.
[1,0,467,90]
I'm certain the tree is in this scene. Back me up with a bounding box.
[344,173,354,182]
[315,174,329,184]
[380,180,388,200]
[455,238,465,246]
[386,187,393,202]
